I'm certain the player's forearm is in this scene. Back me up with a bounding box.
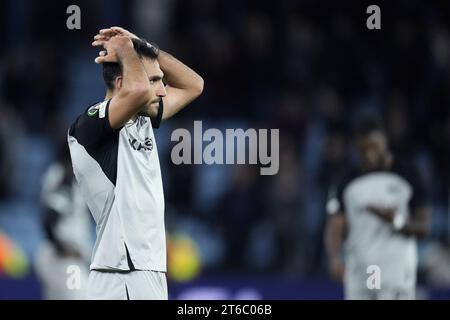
[158,50,204,94]
[399,207,431,238]
[326,237,343,263]
[324,215,345,261]
[366,205,396,223]
[400,222,429,238]
[119,48,152,101]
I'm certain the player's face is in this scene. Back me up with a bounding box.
[140,58,166,117]
[356,131,388,171]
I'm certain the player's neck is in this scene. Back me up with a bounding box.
[105,90,114,101]
[362,152,394,172]
[382,152,394,170]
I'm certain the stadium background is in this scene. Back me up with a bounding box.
[1,0,450,299]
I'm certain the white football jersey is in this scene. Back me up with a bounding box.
[68,99,166,272]
[327,162,427,289]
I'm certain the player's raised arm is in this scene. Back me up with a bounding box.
[365,204,431,238]
[92,35,153,129]
[157,50,204,120]
[95,27,204,121]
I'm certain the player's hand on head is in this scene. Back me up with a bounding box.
[93,28,119,43]
[110,26,139,40]
[92,35,134,64]
[94,26,139,43]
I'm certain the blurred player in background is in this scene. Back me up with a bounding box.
[67,27,203,299]
[325,117,431,300]
[35,144,92,299]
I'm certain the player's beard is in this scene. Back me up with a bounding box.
[137,109,151,117]
[137,100,160,117]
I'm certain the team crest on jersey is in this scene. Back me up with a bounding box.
[87,101,107,118]
[87,105,99,116]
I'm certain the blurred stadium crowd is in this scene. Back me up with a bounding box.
[1,0,450,297]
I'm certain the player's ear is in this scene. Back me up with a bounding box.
[115,76,123,90]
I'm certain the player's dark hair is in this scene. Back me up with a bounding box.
[102,38,159,90]
[353,114,385,138]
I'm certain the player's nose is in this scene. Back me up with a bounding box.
[157,82,167,97]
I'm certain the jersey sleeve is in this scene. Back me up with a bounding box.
[68,99,118,146]
[150,99,164,129]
